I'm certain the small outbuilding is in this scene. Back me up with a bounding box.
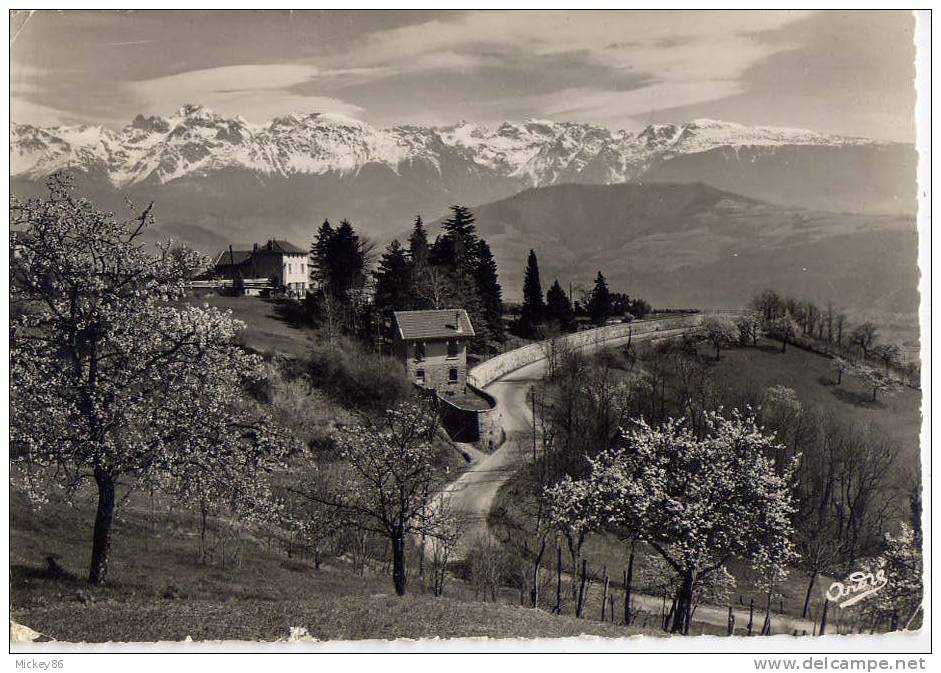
[392,309,474,392]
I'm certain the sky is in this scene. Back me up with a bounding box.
[10,10,918,141]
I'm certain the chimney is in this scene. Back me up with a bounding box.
[454,311,462,333]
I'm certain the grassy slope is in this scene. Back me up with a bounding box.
[707,338,922,472]
[10,488,657,642]
[184,294,315,359]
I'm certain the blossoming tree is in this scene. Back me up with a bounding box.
[572,410,797,634]
[10,175,291,585]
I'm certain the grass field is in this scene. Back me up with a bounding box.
[184,294,316,359]
[701,338,922,473]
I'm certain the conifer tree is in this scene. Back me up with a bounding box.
[374,239,414,318]
[545,279,575,332]
[408,215,429,271]
[588,271,612,325]
[326,219,366,301]
[474,239,504,347]
[310,219,334,287]
[519,249,545,336]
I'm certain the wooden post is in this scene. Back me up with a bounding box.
[819,599,829,636]
[747,598,754,636]
[600,566,609,622]
[609,593,615,623]
[727,606,735,636]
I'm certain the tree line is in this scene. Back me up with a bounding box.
[515,248,651,338]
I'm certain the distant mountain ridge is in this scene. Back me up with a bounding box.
[12,105,892,190]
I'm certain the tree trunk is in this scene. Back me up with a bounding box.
[554,543,563,615]
[576,559,588,618]
[727,606,735,636]
[88,468,116,585]
[837,369,843,385]
[802,569,818,619]
[747,598,755,636]
[392,526,407,596]
[600,568,609,621]
[819,599,829,635]
[671,569,695,634]
[624,543,635,625]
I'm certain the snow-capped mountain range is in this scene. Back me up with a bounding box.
[11,104,880,188]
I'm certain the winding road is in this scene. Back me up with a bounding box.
[441,323,817,635]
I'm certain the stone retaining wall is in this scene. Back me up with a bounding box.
[467,314,705,389]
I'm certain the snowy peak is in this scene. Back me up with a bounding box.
[11,108,886,188]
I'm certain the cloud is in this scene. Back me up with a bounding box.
[339,10,817,115]
[124,64,364,121]
[12,97,97,126]
[534,81,747,128]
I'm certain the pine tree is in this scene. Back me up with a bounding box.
[431,205,479,273]
[545,279,575,332]
[519,249,545,336]
[474,239,504,347]
[374,239,414,318]
[327,219,366,300]
[408,215,429,271]
[310,219,335,287]
[588,271,612,325]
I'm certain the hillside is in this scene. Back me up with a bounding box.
[458,182,918,333]
[10,490,654,642]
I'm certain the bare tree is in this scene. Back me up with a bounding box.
[307,400,447,596]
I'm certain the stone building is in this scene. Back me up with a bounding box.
[392,309,474,394]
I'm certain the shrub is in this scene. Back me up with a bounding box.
[306,335,414,414]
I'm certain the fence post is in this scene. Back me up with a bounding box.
[600,567,609,622]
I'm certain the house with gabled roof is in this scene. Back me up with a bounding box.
[392,309,474,392]
[213,239,309,296]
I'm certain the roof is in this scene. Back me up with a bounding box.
[259,239,306,254]
[393,309,475,341]
[213,249,254,267]
[213,239,306,267]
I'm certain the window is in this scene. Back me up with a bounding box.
[416,369,425,385]
[287,263,293,274]
[448,368,459,383]
[446,339,458,359]
[414,342,425,361]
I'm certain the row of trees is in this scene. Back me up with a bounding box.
[517,249,650,337]
[752,289,915,380]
